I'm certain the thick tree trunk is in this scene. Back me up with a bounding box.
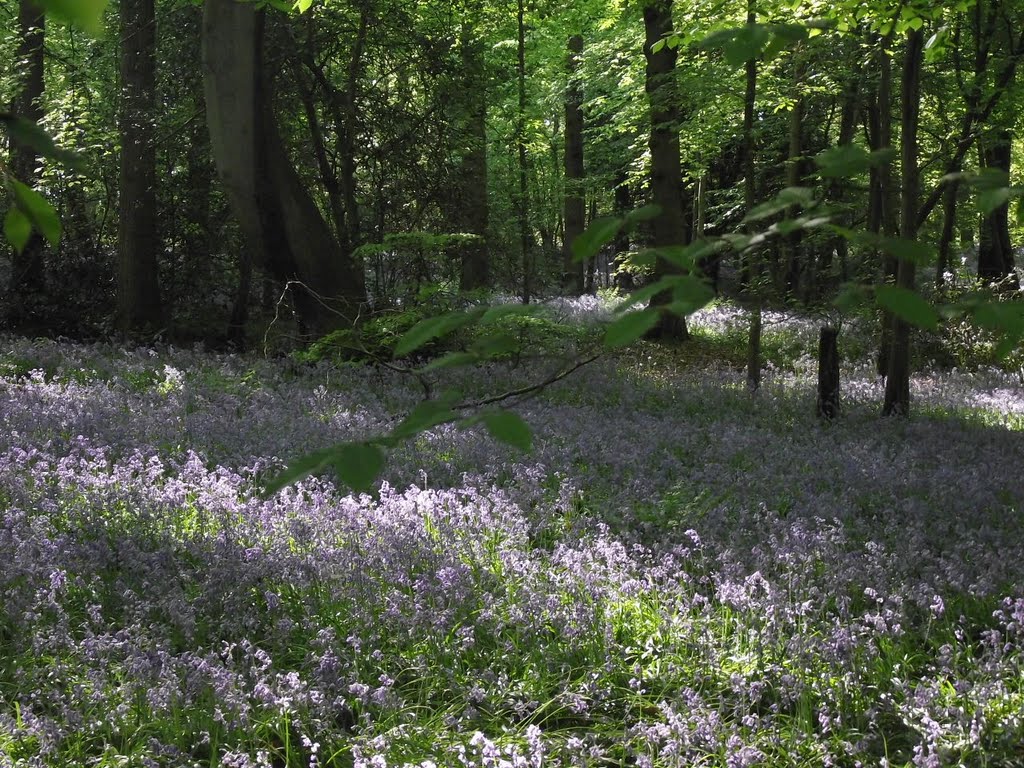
[118,0,164,333]
[8,0,46,325]
[201,0,365,334]
[455,19,490,292]
[883,29,924,417]
[978,129,1018,286]
[642,0,688,341]
[562,34,586,295]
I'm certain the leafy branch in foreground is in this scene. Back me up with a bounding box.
[267,151,1024,497]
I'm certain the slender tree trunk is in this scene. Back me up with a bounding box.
[873,41,899,378]
[8,0,46,326]
[935,179,959,289]
[783,63,805,298]
[612,173,634,290]
[118,0,164,333]
[562,34,586,295]
[743,1,761,391]
[642,0,687,341]
[826,74,859,284]
[883,28,924,417]
[516,0,532,303]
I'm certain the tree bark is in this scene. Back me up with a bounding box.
[202,0,365,335]
[642,0,688,341]
[562,34,586,295]
[742,0,761,391]
[883,28,924,417]
[817,326,840,419]
[455,12,490,292]
[118,0,164,333]
[8,0,46,325]
[517,0,532,303]
[871,39,899,378]
[978,129,1018,285]
[935,179,959,289]
[612,173,634,290]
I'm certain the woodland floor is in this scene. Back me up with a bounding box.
[1,298,1023,767]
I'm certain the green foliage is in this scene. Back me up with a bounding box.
[875,286,940,331]
[480,409,532,451]
[35,0,109,36]
[5,178,61,250]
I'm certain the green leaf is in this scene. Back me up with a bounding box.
[875,285,939,331]
[481,410,532,452]
[394,309,482,357]
[833,282,872,313]
[264,446,341,496]
[742,187,815,223]
[3,208,32,254]
[651,239,726,271]
[971,300,1024,336]
[330,442,386,493]
[294,0,314,10]
[669,275,715,314]
[604,308,660,348]
[815,144,873,178]
[470,332,521,358]
[0,114,86,172]
[36,0,108,36]
[879,236,934,265]
[624,204,661,224]
[418,351,479,372]
[480,303,541,324]
[613,275,683,312]
[571,216,622,262]
[701,24,772,67]
[392,398,459,440]
[10,179,61,247]
[977,187,1011,217]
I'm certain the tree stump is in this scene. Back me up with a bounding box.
[817,325,840,419]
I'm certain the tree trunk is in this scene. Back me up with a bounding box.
[456,31,490,292]
[978,129,1018,286]
[612,173,634,290]
[935,178,959,289]
[883,28,924,417]
[742,0,761,391]
[871,40,899,378]
[8,0,46,326]
[118,0,164,333]
[642,0,688,341]
[817,325,840,419]
[782,64,805,298]
[825,72,859,285]
[562,34,586,295]
[516,0,533,303]
[201,0,365,335]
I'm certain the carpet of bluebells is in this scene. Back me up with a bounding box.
[2,299,1024,768]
